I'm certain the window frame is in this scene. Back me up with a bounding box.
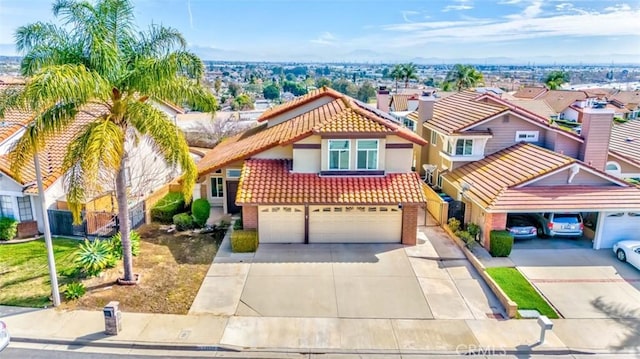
[430,131,437,146]
[0,195,15,219]
[328,139,351,170]
[515,130,539,142]
[210,176,224,198]
[454,139,473,156]
[356,139,379,170]
[226,169,242,179]
[17,196,33,221]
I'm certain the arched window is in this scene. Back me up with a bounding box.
[605,161,621,176]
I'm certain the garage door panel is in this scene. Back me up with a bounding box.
[309,206,402,243]
[258,206,305,243]
[598,212,640,248]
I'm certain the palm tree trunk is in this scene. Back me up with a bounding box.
[115,159,134,282]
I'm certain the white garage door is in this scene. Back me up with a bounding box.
[596,211,640,249]
[309,205,402,243]
[258,206,305,243]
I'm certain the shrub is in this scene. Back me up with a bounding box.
[74,239,116,277]
[490,230,514,257]
[0,217,18,240]
[218,220,231,231]
[173,212,194,231]
[466,223,480,241]
[191,199,211,227]
[447,217,461,233]
[231,229,258,253]
[64,282,86,300]
[151,192,185,224]
[457,230,475,248]
[108,231,141,259]
[233,217,243,230]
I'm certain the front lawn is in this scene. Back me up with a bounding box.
[0,237,80,307]
[486,267,559,319]
[63,223,224,314]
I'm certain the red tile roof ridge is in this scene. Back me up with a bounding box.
[257,87,344,122]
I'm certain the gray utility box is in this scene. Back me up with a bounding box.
[103,301,122,335]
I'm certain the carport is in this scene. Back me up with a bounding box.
[484,186,640,249]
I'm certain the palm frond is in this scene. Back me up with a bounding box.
[123,51,205,93]
[133,24,187,58]
[143,76,218,113]
[63,118,125,222]
[14,22,66,53]
[125,101,196,203]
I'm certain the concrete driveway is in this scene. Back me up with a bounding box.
[510,248,640,319]
[190,221,505,320]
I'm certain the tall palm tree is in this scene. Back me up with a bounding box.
[445,64,484,91]
[401,63,418,88]
[544,71,569,90]
[389,64,404,93]
[0,0,217,283]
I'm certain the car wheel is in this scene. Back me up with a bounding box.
[616,249,627,262]
[537,227,546,238]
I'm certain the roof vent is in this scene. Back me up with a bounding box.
[626,137,635,142]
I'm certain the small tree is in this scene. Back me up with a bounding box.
[356,81,376,102]
[544,71,569,90]
[263,83,280,100]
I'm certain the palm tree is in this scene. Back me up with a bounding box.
[544,71,569,90]
[389,64,404,93]
[401,63,418,88]
[0,0,217,283]
[445,64,484,91]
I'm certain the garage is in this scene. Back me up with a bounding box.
[309,205,402,243]
[595,211,640,249]
[258,206,305,243]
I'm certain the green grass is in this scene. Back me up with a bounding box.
[0,237,81,307]
[486,267,559,319]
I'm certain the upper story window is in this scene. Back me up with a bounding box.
[226,169,241,178]
[515,131,539,142]
[329,140,350,170]
[430,131,437,146]
[447,139,473,156]
[356,139,379,170]
[403,118,416,132]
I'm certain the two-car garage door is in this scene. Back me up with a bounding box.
[257,205,402,243]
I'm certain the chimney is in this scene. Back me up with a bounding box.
[417,90,436,126]
[579,108,614,171]
[376,86,390,113]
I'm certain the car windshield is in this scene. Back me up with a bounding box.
[553,214,581,224]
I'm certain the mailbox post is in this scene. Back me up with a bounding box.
[537,315,553,344]
[103,301,122,335]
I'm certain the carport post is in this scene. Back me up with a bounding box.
[537,315,553,344]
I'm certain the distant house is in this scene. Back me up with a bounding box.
[195,87,427,244]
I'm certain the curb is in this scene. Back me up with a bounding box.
[11,336,237,352]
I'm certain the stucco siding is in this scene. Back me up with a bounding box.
[551,134,581,158]
[609,155,640,175]
[527,167,614,186]
[251,144,293,159]
[473,114,545,155]
[385,148,413,173]
[293,148,321,173]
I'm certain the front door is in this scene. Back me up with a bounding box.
[226,181,241,214]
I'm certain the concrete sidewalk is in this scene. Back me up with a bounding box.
[2,306,639,355]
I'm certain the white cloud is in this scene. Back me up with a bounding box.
[402,10,419,22]
[186,0,193,29]
[604,3,631,12]
[442,0,473,12]
[499,0,523,4]
[505,0,543,19]
[310,32,337,46]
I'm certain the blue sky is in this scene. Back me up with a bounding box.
[1,0,639,63]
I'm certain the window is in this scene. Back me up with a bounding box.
[605,162,621,172]
[436,174,443,188]
[430,131,437,146]
[226,169,241,178]
[210,177,223,198]
[0,195,14,219]
[454,139,473,156]
[329,140,350,170]
[356,139,378,170]
[403,118,416,132]
[17,196,33,221]
[515,131,539,142]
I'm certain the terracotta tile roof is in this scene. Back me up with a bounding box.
[197,93,427,176]
[390,94,417,112]
[611,91,640,110]
[509,99,557,119]
[0,110,33,144]
[491,186,640,212]
[540,90,587,113]
[513,86,547,99]
[0,111,95,194]
[443,143,575,209]
[609,120,640,166]
[236,159,426,205]
[410,91,507,134]
[257,87,343,122]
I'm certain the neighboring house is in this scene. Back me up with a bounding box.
[403,90,640,250]
[607,119,640,181]
[0,100,183,238]
[512,86,547,100]
[195,87,427,244]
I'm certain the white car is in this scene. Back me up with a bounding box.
[0,320,8,352]
[613,240,640,270]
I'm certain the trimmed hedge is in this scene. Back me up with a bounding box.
[191,198,211,227]
[231,229,258,253]
[173,212,195,231]
[151,192,185,223]
[490,230,514,257]
[0,217,18,240]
